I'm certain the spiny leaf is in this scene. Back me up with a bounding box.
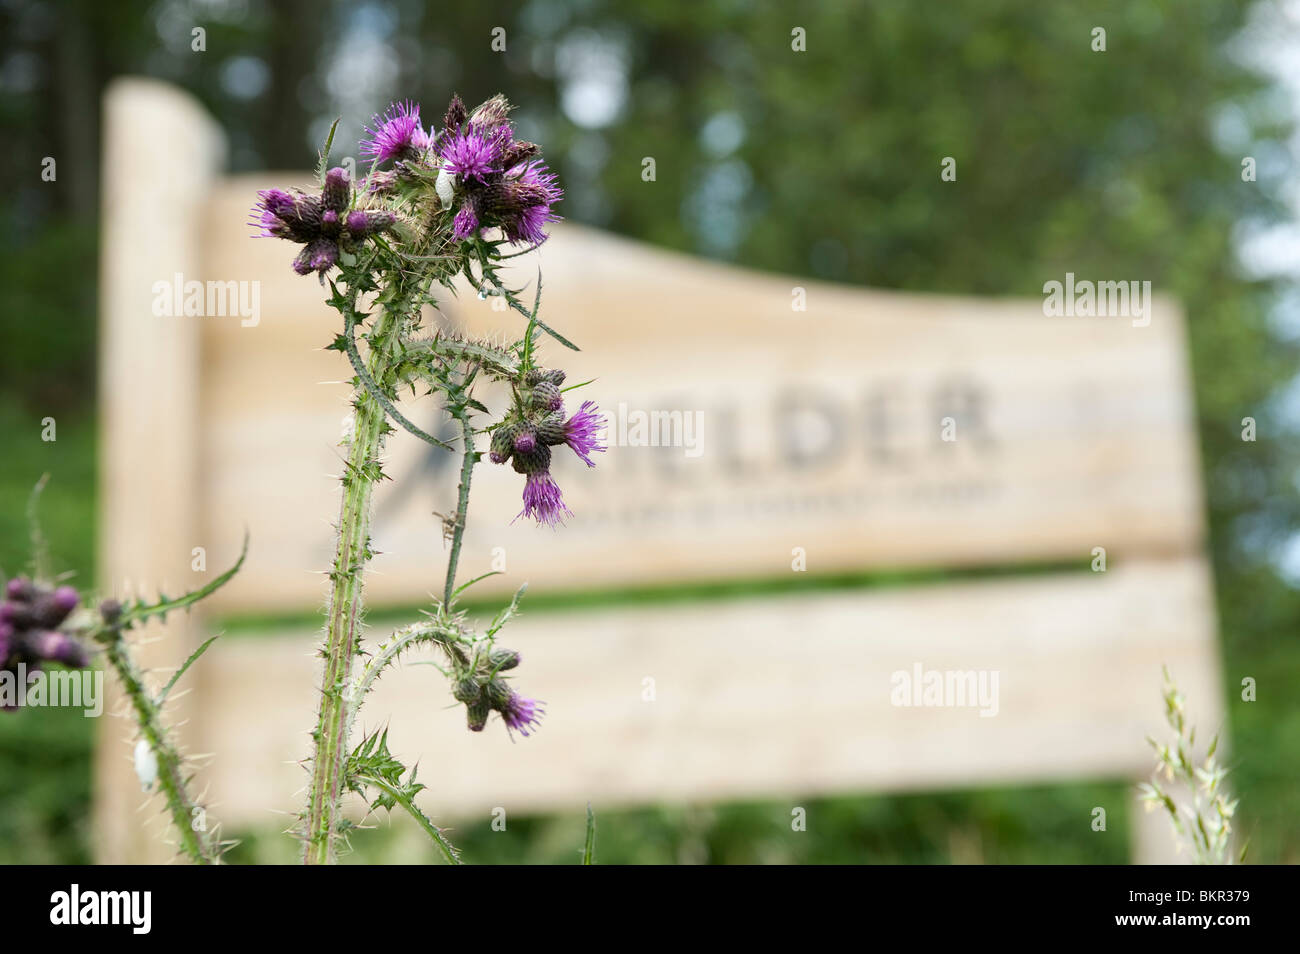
[340,307,454,452]
[452,570,502,599]
[123,533,248,626]
[157,635,220,705]
[315,118,341,184]
[26,474,51,582]
[487,582,528,637]
[583,802,596,865]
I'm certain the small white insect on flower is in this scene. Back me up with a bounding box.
[435,168,456,209]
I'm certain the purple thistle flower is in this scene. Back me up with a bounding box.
[249,188,315,240]
[293,238,339,276]
[360,100,431,163]
[508,204,560,246]
[34,631,88,668]
[563,401,607,467]
[440,126,506,183]
[251,167,394,276]
[515,160,563,203]
[517,471,572,527]
[0,578,90,698]
[499,691,544,737]
[452,205,480,240]
[501,161,563,245]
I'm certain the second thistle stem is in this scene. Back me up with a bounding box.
[442,411,476,608]
[102,634,217,864]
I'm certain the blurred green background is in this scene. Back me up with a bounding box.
[2,0,1298,863]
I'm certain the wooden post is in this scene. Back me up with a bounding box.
[95,78,225,863]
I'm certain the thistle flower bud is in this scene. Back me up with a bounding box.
[525,368,566,387]
[466,700,490,732]
[52,586,79,616]
[513,428,539,456]
[345,209,396,238]
[322,167,352,213]
[484,678,513,709]
[99,599,123,624]
[367,170,397,195]
[501,140,540,168]
[5,578,33,601]
[511,438,551,476]
[31,591,75,629]
[536,413,567,447]
[443,94,468,132]
[452,676,482,704]
[294,238,339,276]
[488,648,521,671]
[529,381,563,413]
[470,94,510,129]
[490,422,520,464]
[34,631,88,668]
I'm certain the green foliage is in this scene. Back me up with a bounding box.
[224,782,1130,865]
[347,729,462,864]
[1139,669,1244,863]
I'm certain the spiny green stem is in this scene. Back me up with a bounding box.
[353,774,462,864]
[102,633,218,864]
[443,412,477,608]
[304,295,402,865]
[348,620,467,719]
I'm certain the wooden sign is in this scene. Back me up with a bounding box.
[96,79,1222,864]
[195,182,1205,611]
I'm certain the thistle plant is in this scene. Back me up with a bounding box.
[4,481,244,864]
[1137,667,1245,865]
[9,93,600,866]
[250,93,601,864]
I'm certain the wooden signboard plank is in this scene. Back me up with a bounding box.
[195,177,1206,612]
[193,556,1221,849]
